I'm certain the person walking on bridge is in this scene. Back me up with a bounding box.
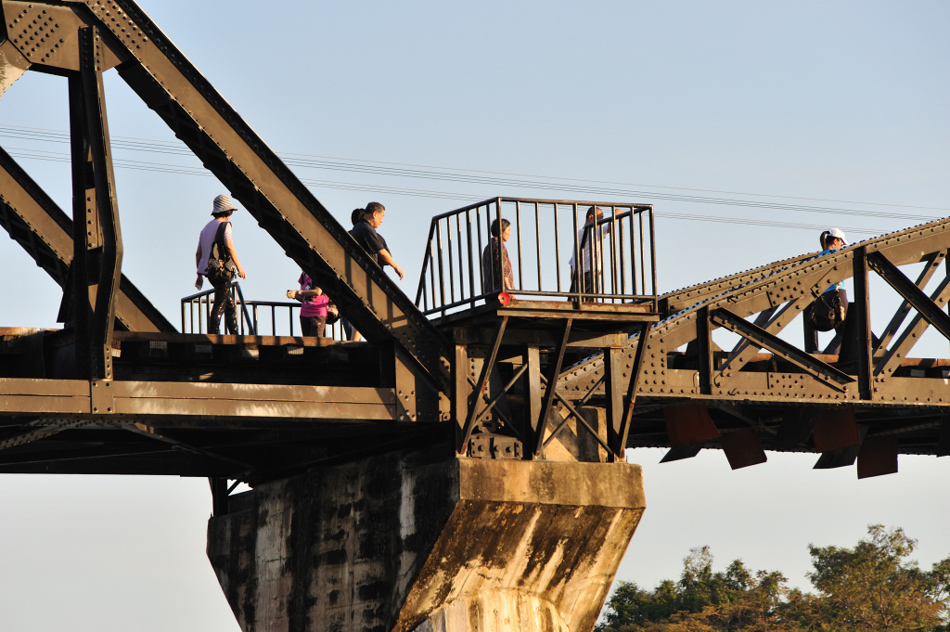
[349,202,405,280]
[195,194,247,335]
[804,227,848,354]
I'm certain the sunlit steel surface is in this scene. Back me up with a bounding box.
[0,0,946,489]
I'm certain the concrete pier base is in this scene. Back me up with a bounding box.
[207,451,645,632]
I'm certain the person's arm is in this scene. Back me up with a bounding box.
[195,242,204,289]
[224,236,246,279]
[377,248,404,280]
[286,287,324,301]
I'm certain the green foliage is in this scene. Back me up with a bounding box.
[807,524,948,632]
[598,525,950,632]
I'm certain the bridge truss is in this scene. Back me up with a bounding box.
[558,219,950,475]
[0,0,947,489]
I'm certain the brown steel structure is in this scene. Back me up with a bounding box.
[0,0,947,493]
[558,219,950,473]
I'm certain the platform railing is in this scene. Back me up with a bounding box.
[180,283,344,339]
[414,197,657,317]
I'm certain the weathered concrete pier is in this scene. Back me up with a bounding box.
[208,454,644,632]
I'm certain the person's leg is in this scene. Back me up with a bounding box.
[827,291,851,357]
[209,275,229,333]
[299,316,314,337]
[804,323,819,353]
[341,316,361,341]
[582,271,595,302]
[223,285,239,335]
[315,316,326,338]
[803,304,819,353]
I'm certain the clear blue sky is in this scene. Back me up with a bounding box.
[1,1,948,630]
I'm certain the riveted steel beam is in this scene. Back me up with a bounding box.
[868,251,950,342]
[0,0,451,394]
[551,217,950,459]
[532,318,572,458]
[458,316,507,453]
[0,146,175,332]
[709,308,853,391]
[70,26,122,380]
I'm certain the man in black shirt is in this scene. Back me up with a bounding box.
[349,201,405,279]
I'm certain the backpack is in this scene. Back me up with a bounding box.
[806,290,845,332]
[206,222,234,282]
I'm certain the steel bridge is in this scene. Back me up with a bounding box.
[0,0,948,483]
[0,1,948,630]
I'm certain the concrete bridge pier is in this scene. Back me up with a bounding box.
[207,450,645,632]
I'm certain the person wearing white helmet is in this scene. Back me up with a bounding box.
[195,194,247,334]
[804,227,848,354]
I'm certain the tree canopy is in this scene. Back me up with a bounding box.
[597,525,950,632]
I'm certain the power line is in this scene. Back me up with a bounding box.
[3,146,886,235]
[2,123,944,217]
[4,123,931,231]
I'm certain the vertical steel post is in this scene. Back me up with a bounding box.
[533,200,541,291]
[697,306,713,394]
[604,346,625,460]
[436,222,446,313]
[553,203,562,292]
[648,208,657,306]
[630,208,638,296]
[618,209,627,298]
[571,204,581,303]
[609,206,619,302]
[515,200,524,290]
[69,27,123,381]
[455,213,465,303]
[446,215,456,305]
[523,346,542,458]
[465,209,476,310]
[853,247,872,399]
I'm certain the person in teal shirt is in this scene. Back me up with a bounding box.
[804,228,848,354]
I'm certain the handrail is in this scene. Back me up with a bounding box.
[415,197,658,317]
[180,283,345,339]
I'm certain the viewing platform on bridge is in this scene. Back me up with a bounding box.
[415,197,659,353]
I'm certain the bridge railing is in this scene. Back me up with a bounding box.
[180,283,345,339]
[414,197,657,317]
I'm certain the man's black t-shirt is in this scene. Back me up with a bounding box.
[349,219,388,266]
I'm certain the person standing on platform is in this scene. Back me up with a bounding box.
[481,217,514,293]
[195,194,247,334]
[569,206,614,300]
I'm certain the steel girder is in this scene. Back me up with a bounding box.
[0,0,451,393]
[0,372,446,480]
[556,218,950,458]
[0,145,175,333]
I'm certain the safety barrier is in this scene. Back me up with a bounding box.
[415,197,657,317]
[180,283,345,339]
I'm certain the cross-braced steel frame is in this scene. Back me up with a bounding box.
[0,0,947,485]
